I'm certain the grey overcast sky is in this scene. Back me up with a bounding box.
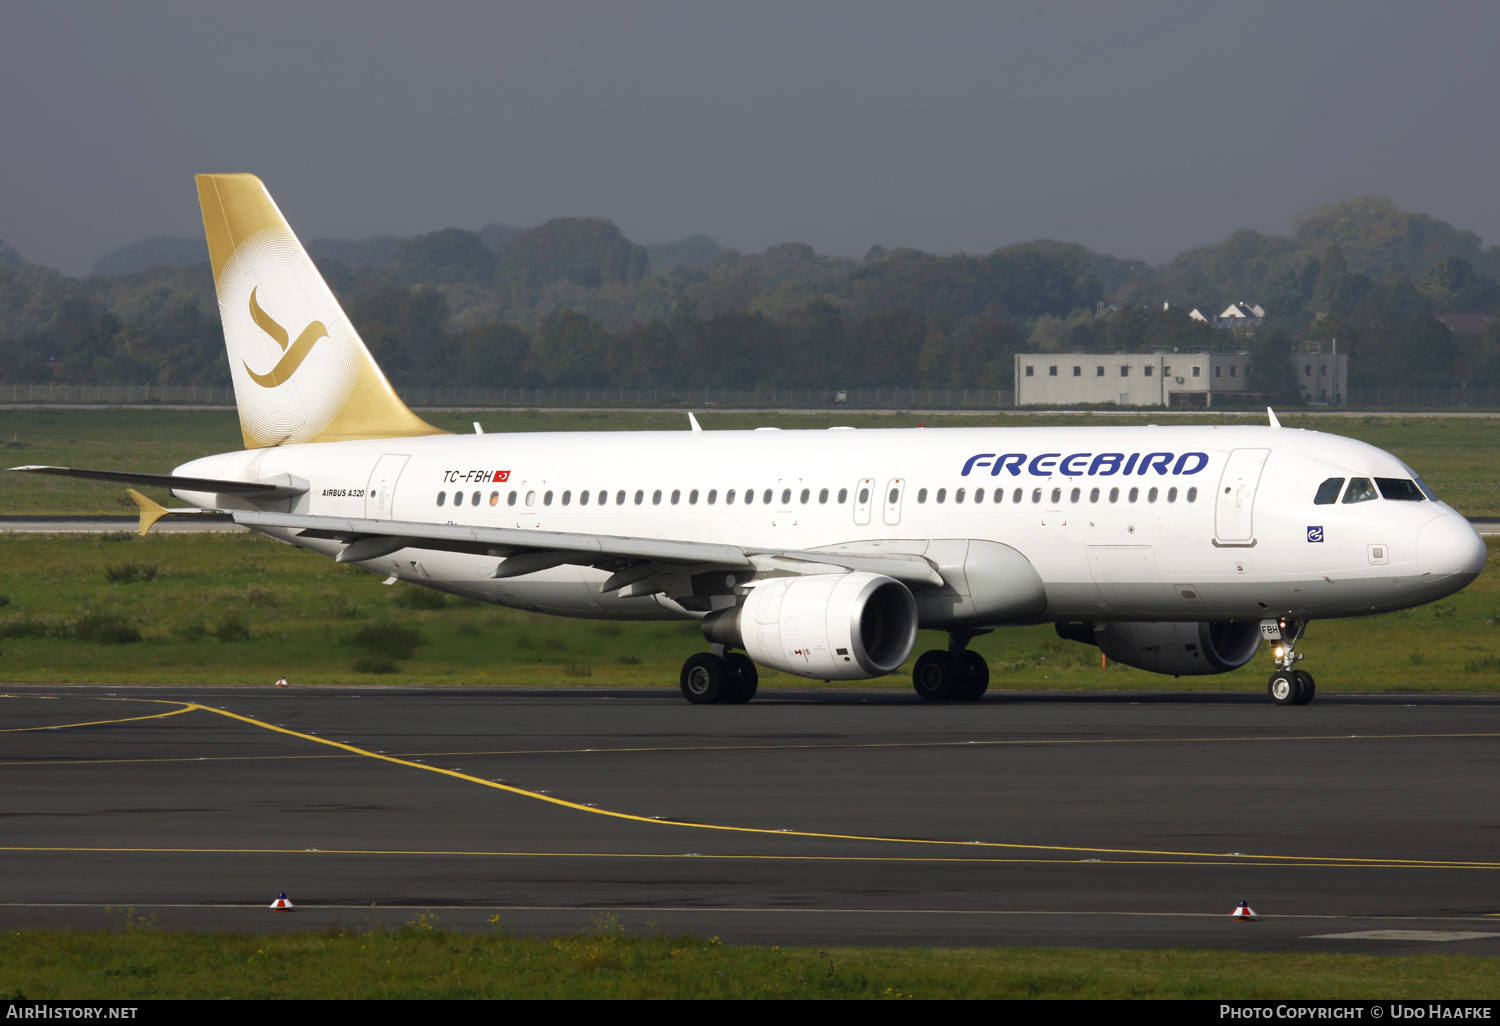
[2,1,1497,275]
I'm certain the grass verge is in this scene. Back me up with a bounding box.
[2,922,1497,999]
[2,532,1500,688]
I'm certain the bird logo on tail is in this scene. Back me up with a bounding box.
[244,287,329,388]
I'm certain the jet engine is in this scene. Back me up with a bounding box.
[702,572,918,680]
[1055,620,1262,676]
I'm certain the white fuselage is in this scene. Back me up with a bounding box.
[173,423,1486,625]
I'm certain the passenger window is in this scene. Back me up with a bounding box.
[453,491,464,507]
[1050,487,1061,503]
[1186,487,1197,502]
[888,487,899,504]
[936,488,946,503]
[471,491,480,506]
[1128,487,1138,502]
[861,487,872,503]
[489,491,499,506]
[973,487,984,504]
[1313,478,1344,505]
[956,488,966,503]
[801,488,810,504]
[818,488,829,504]
[993,488,1003,503]
[653,490,663,505]
[633,490,644,505]
[1031,488,1041,503]
[616,490,626,505]
[1069,487,1080,502]
[671,489,680,504]
[838,488,848,503]
[526,491,536,506]
[706,489,715,504]
[579,490,589,506]
[726,489,736,504]
[745,489,754,505]
[1147,487,1158,502]
[1089,487,1099,502]
[917,488,928,503]
[1376,478,1425,502]
[597,490,606,505]
[1342,478,1378,504]
[763,489,773,504]
[543,491,553,506]
[508,490,517,506]
[1108,487,1119,502]
[1014,488,1023,503]
[1167,487,1177,502]
[689,489,698,504]
[781,489,791,505]
[436,492,446,507]
[562,490,572,505]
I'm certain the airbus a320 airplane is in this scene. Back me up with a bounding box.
[11,175,1488,705]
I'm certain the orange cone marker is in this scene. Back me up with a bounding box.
[1231,900,1257,921]
[270,892,294,910]
[275,677,288,688]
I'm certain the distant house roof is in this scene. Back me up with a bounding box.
[1218,302,1265,319]
[1189,308,1209,323]
[1434,312,1495,338]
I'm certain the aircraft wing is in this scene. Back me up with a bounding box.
[7,465,307,500]
[227,509,945,590]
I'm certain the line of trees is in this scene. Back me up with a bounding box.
[1,195,1498,399]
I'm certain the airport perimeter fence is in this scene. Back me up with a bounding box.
[3,382,1500,411]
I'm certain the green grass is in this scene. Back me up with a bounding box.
[2,922,1496,999]
[3,407,1500,514]
[2,531,1500,689]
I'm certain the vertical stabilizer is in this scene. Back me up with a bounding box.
[195,173,444,447]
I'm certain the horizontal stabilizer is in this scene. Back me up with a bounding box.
[7,465,307,499]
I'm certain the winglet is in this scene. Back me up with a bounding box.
[1267,407,1281,429]
[688,412,703,432]
[126,488,171,536]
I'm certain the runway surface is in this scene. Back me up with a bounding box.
[3,684,1500,953]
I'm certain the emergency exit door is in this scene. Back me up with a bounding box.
[365,454,409,520]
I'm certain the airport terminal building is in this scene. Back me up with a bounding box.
[1014,346,1348,408]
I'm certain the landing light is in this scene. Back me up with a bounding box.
[1273,646,1285,659]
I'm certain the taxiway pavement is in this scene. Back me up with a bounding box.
[2,685,1499,952]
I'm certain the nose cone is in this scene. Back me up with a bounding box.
[1416,513,1487,582]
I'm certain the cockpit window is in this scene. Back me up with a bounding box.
[1313,478,1344,505]
[1375,478,1425,502]
[1342,477,1378,504]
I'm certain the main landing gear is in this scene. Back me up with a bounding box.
[1265,618,1315,706]
[912,630,990,702]
[679,645,759,705]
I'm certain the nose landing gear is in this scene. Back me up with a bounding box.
[912,630,991,702]
[1264,618,1315,706]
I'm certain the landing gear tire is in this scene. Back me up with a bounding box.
[913,650,964,702]
[957,650,990,701]
[723,653,759,705]
[1268,670,1300,706]
[680,652,730,704]
[1292,670,1316,706]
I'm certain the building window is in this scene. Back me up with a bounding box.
[1306,365,1313,376]
[1230,366,1237,377]
[1048,366,1057,377]
[1120,366,1129,377]
[1073,366,1081,376]
[1192,367,1201,377]
[1025,366,1034,377]
[1144,366,1153,377]
[1096,366,1104,376]
[1215,366,1222,377]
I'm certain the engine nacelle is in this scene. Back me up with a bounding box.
[702,572,918,680]
[1056,620,1262,676]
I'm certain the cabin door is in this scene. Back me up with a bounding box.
[365,454,409,520]
[1214,448,1269,544]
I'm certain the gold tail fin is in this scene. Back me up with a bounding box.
[195,173,445,448]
